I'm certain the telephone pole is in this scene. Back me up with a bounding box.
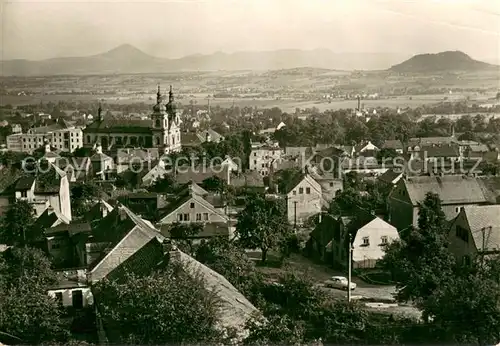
[348,233,353,303]
[293,201,298,228]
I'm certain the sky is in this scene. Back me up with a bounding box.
[1,0,499,62]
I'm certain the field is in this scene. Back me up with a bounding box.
[1,68,499,111]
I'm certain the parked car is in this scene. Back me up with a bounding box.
[324,276,357,290]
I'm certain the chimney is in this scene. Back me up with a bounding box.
[205,132,210,142]
[226,165,231,186]
[118,207,127,221]
[357,95,361,111]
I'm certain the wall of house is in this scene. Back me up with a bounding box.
[159,198,227,224]
[48,287,93,307]
[352,218,399,269]
[388,187,415,230]
[47,236,73,267]
[59,175,72,221]
[249,148,283,176]
[448,212,477,260]
[287,179,322,225]
[317,179,343,202]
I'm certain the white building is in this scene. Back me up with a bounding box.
[249,146,284,176]
[6,121,83,154]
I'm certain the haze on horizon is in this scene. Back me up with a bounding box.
[1,0,499,63]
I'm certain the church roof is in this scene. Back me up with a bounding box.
[84,117,152,134]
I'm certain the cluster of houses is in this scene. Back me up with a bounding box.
[3,95,500,341]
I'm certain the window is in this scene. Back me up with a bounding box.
[177,213,182,221]
[20,190,27,198]
[381,236,388,245]
[362,237,370,246]
[299,187,304,194]
[253,160,257,165]
[462,255,471,266]
[293,190,296,195]
[306,187,311,194]
[329,182,334,187]
[190,202,195,208]
[455,226,469,243]
[196,213,202,221]
[51,243,61,250]
[254,153,257,156]
[183,213,190,221]
[55,292,63,306]
[262,164,265,168]
[72,290,83,308]
[203,213,209,220]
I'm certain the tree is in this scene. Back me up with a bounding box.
[376,148,398,164]
[167,222,203,254]
[93,268,225,344]
[0,200,36,246]
[195,237,261,299]
[457,131,476,141]
[379,193,456,309]
[71,181,101,217]
[236,195,292,262]
[328,188,364,216]
[0,247,70,344]
[148,174,177,193]
[202,175,226,194]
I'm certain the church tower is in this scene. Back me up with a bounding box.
[151,85,169,152]
[151,85,181,153]
[164,85,182,153]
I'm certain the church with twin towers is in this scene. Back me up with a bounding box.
[83,85,182,153]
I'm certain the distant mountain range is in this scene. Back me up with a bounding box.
[0,44,496,76]
[389,51,497,73]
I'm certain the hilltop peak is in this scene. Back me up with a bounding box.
[99,44,152,59]
[389,50,494,73]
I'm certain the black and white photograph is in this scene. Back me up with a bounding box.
[0,0,499,344]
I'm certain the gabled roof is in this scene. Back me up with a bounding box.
[174,165,229,185]
[15,175,35,191]
[88,205,165,282]
[158,191,227,223]
[230,170,265,188]
[378,169,403,185]
[84,117,152,134]
[421,144,459,158]
[198,129,224,142]
[174,249,258,334]
[402,175,488,206]
[461,205,500,252]
[382,139,403,150]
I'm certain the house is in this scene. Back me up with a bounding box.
[249,146,284,176]
[464,143,490,159]
[115,148,158,174]
[311,146,349,177]
[141,160,169,186]
[382,139,404,154]
[421,144,461,162]
[90,144,114,180]
[407,136,456,160]
[309,209,399,269]
[354,141,379,158]
[117,191,168,220]
[230,170,266,193]
[85,205,258,339]
[377,169,403,186]
[156,182,231,239]
[47,269,93,308]
[308,168,343,201]
[54,156,92,182]
[284,173,324,226]
[388,175,491,230]
[0,163,72,221]
[198,129,224,143]
[448,205,500,263]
